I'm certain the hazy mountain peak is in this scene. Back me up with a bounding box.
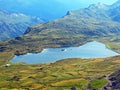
[97,2,107,8]
[111,0,120,8]
[88,2,108,10]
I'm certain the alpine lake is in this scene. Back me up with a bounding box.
[11,41,119,64]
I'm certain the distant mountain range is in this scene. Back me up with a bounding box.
[0,10,44,41]
[0,0,113,21]
[0,0,70,21]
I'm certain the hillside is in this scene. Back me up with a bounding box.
[0,54,120,89]
[23,2,120,41]
[0,10,44,41]
[26,2,120,37]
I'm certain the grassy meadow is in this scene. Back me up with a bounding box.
[0,52,120,90]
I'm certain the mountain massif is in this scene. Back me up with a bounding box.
[26,2,120,37]
[23,2,120,48]
[0,10,44,41]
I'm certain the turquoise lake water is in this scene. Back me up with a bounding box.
[11,41,119,64]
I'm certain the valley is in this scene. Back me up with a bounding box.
[0,0,120,90]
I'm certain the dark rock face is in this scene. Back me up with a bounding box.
[70,87,76,90]
[102,70,120,90]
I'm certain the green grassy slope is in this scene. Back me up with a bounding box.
[0,55,120,90]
